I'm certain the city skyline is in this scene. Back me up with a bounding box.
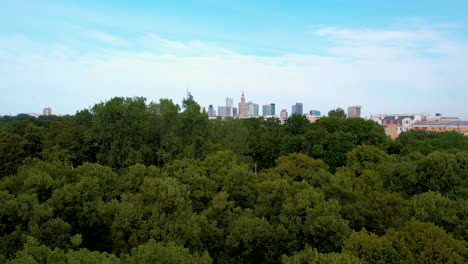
[2,89,464,119]
[1,1,468,118]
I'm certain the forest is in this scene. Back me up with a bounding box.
[0,96,467,263]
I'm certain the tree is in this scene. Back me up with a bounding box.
[122,239,212,264]
[346,145,389,175]
[344,219,468,264]
[90,97,152,168]
[327,108,347,119]
[282,246,360,264]
[0,132,27,177]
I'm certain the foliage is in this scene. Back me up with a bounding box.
[327,108,347,119]
[0,96,467,263]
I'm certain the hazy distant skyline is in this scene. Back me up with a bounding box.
[1,0,468,118]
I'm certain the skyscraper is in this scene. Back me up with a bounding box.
[270,103,276,116]
[292,103,303,115]
[238,92,248,118]
[254,104,259,116]
[218,106,231,117]
[262,104,272,116]
[348,106,362,118]
[280,109,288,119]
[226,97,233,108]
[232,107,238,117]
[247,101,255,117]
[208,105,215,117]
[43,107,52,116]
[187,91,194,101]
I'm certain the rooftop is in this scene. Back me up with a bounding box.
[413,120,468,126]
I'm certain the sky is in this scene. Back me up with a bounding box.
[1,0,467,118]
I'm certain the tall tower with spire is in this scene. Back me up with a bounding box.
[238,91,248,118]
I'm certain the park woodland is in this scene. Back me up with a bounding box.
[0,97,467,263]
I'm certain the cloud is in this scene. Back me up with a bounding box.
[138,33,234,56]
[1,25,467,119]
[88,31,128,46]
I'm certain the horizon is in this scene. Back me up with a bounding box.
[1,0,468,118]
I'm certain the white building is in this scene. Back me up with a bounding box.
[366,113,460,138]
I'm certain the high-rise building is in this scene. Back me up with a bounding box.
[309,110,321,116]
[348,106,362,118]
[254,104,259,116]
[218,106,232,117]
[270,103,276,116]
[43,107,52,116]
[247,101,255,117]
[238,92,248,118]
[186,91,194,101]
[262,104,272,116]
[208,105,215,117]
[226,97,233,108]
[280,109,288,119]
[232,107,238,117]
[292,103,303,115]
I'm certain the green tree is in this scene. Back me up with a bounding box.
[327,108,347,119]
[0,132,27,177]
[282,246,361,264]
[90,97,152,168]
[122,239,211,264]
[344,219,468,264]
[346,145,389,175]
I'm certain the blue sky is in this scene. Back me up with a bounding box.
[1,0,467,118]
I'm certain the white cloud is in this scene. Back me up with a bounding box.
[88,31,128,46]
[1,26,467,119]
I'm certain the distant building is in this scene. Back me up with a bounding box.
[348,106,361,118]
[270,103,276,116]
[43,107,52,116]
[309,110,321,116]
[280,109,288,119]
[262,104,272,117]
[413,120,468,136]
[186,91,194,101]
[27,112,41,118]
[366,113,461,138]
[218,106,232,117]
[232,107,238,117]
[208,105,216,117]
[247,101,255,117]
[226,97,233,108]
[292,103,303,115]
[238,92,248,118]
[254,104,259,116]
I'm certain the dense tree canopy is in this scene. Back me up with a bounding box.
[1,96,467,263]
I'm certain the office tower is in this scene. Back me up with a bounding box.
[247,101,255,117]
[280,109,288,119]
[262,104,272,116]
[43,107,52,116]
[218,106,232,117]
[208,105,215,117]
[226,97,233,108]
[238,92,248,118]
[309,110,321,116]
[254,104,259,116]
[292,103,303,115]
[270,103,276,116]
[348,106,362,118]
[187,91,194,101]
[232,107,238,117]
